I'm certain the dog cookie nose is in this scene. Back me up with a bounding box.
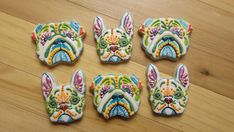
[164,98,173,104]
[111,93,124,99]
[110,46,118,52]
[162,36,174,41]
[60,104,68,111]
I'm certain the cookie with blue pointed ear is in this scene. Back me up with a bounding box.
[90,74,142,119]
[41,70,86,123]
[139,18,192,61]
[32,20,86,66]
[146,64,190,116]
[93,12,134,63]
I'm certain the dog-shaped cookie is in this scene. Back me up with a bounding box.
[139,18,192,61]
[147,64,190,116]
[93,12,133,63]
[90,74,142,119]
[32,20,85,66]
[41,70,85,123]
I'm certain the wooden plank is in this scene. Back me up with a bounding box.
[0,11,234,131]
[0,0,234,99]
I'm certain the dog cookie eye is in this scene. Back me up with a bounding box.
[41,70,86,123]
[147,64,190,116]
[91,74,142,119]
[32,21,86,66]
[93,12,133,63]
[139,18,192,61]
[70,96,80,105]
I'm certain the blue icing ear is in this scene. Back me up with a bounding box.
[94,75,103,85]
[144,18,153,27]
[35,24,43,34]
[70,20,80,33]
[130,75,139,85]
[178,19,189,30]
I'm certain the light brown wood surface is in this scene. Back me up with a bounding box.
[0,0,234,131]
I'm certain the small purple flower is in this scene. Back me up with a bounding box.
[122,84,133,96]
[171,27,183,39]
[100,86,111,98]
[63,30,75,41]
[150,27,161,40]
[40,32,51,46]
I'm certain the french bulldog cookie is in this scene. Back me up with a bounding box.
[139,18,192,61]
[93,12,133,63]
[41,70,86,123]
[90,74,142,119]
[146,64,190,116]
[32,20,85,66]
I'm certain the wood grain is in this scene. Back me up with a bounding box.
[0,0,234,131]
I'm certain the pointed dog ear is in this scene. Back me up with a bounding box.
[93,16,106,40]
[71,70,86,94]
[175,64,189,89]
[120,12,133,36]
[147,64,160,90]
[41,72,56,99]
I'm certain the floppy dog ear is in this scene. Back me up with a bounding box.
[177,19,193,35]
[32,24,43,42]
[70,20,86,38]
[147,64,160,90]
[175,64,189,89]
[94,16,106,40]
[120,12,133,36]
[71,70,86,94]
[130,75,142,91]
[138,18,153,35]
[41,72,56,99]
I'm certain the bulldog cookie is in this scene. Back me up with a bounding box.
[41,70,85,123]
[90,74,142,119]
[139,18,192,61]
[93,12,133,63]
[147,64,190,116]
[32,20,85,66]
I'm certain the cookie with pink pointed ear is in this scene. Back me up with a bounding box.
[93,16,107,41]
[147,64,161,90]
[71,70,86,94]
[120,12,133,37]
[175,64,189,89]
[41,72,56,99]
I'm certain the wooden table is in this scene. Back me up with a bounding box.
[0,0,234,131]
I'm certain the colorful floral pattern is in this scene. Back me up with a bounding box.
[90,74,142,119]
[146,64,190,116]
[32,20,85,66]
[93,12,133,63]
[138,18,193,61]
[41,70,86,123]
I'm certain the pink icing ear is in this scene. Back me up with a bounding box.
[41,73,55,99]
[120,12,133,36]
[147,64,160,89]
[72,70,86,94]
[176,64,189,89]
[93,16,106,40]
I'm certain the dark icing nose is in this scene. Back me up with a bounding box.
[60,104,68,111]
[112,93,124,100]
[164,98,173,104]
[110,45,118,52]
[162,36,174,41]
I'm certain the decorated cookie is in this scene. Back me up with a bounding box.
[138,18,192,61]
[93,12,133,63]
[146,64,190,116]
[41,70,85,123]
[32,20,85,66]
[90,74,142,119]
